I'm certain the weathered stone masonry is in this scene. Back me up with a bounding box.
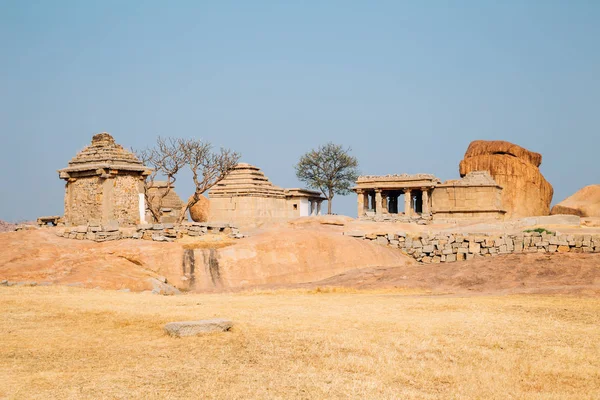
[55,222,244,242]
[58,133,150,226]
[344,230,600,263]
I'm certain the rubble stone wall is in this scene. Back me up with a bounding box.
[65,177,103,226]
[55,222,244,242]
[344,230,600,263]
[111,174,142,225]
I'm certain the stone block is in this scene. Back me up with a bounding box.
[152,234,174,242]
[442,248,453,255]
[164,319,233,337]
[152,224,164,230]
[422,245,434,253]
[548,245,558,252]
[469,242,480,254]
[432,256,441,263]
[446,254,457,262]
[457,252,465,261]
[104,221,120,232]
[376,237,388,246]
[422,256,432,264]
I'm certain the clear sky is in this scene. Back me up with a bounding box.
[1,1,599,222]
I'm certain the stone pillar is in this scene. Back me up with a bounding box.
[317,200,322,215]
[370,192,376,210]
[422,188,430,215]
[309,200,315,216]
[357,190,365,217]
[382,192,388,214]
[375,190,382,216]
[404,188,412,217]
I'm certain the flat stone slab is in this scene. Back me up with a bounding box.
[164,319,233,337]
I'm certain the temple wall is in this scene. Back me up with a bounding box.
[64,177,104,226]
[64,174,141,226]
[432,186,504,220]
[210,196,301,226]
[147,184,184,223]
[110,174,143,225]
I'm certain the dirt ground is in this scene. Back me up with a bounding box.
[1,286,599,399]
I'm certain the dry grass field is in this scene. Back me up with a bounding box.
[1,287,599,399]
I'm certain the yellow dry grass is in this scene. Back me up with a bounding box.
[1,287,599,399]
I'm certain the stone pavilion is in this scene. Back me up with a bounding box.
[353,171,505,221]
[58,133,150,226]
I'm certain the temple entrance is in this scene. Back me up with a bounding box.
[385,191,403,214]
[413,191,423,214]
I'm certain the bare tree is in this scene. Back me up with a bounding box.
[295,142,359,214]
[176,139,240,223]
[134,137,185,223]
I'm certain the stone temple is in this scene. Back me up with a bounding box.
[353,170,505,221]
[58,133,150,226]
[209,163,326,226]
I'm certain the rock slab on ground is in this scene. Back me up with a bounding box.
[458,140,554,218]
[164,319,233,337]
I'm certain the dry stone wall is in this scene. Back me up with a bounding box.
[55,222,244,242]
[344,230,600,263]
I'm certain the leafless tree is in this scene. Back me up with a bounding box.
[134,137,185,223]
[176,139,240,223]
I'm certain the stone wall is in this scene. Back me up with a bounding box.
[344,230,600,263]
[55,222,244,242]
[210,196,299,227]
[64,177,103,226]
[111,174,143,225]
[431,171,505,221]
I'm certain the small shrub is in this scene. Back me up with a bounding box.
[524,227,554,235]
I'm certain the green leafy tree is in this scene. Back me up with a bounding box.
[295,142,359,214]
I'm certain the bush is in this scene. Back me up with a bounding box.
[524,227,554,235]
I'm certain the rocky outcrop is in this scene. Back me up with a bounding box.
[459,140,553,219]
[0,220,17,233]
[551,185,600,217]
[189,195,210,222]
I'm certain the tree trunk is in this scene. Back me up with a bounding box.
[327,196,333,214]
[177,193,199,224]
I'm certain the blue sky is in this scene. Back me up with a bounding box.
[1,1,599,221]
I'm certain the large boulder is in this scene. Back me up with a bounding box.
[458,140,553,219]
[551,185,600,217]
[188,195,210,222]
